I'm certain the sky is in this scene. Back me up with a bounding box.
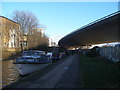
[1,1,119,44]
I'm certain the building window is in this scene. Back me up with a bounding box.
[14,43,16,48]
[14,34,16,37]
[11,43,13,48]
[4,42,6,46]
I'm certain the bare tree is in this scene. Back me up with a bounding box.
[11,10,39,34]
[11,10,49,50]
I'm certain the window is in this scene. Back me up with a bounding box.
[14,34,16,37]
[11,42,13,48]
[14,43,16,47]
[4,42,7,46]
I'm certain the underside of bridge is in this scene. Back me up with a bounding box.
[58,11,120,49]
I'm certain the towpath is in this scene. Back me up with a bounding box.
[4,54,82,88]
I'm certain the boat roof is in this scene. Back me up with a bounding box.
[21,56,41,58]
[22,50,45,53]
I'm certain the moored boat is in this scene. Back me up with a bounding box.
[13,50,52,75]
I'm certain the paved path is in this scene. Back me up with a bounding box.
[4,54,81,88]
[55,55,81,88]
[28,55,81,88]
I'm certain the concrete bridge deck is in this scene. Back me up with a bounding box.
[59,11,120,49]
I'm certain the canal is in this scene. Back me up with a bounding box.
[2,59,21,88]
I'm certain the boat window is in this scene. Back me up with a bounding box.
[22,51,45,56]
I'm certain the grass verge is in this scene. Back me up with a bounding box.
[79,55,120,88]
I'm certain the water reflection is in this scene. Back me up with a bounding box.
[2,59,20,88]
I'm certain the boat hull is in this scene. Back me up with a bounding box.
[16,63,52,75]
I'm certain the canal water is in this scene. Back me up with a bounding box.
[2,59,20,88]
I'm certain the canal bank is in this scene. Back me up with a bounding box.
[2,54,120,89]
[3,55,81,88]
[1,56,61,88]
[2,51,22,61]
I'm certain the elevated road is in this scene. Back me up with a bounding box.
[59,11,120,49]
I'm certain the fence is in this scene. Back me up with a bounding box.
[98,44,120,62]
[79,44,120,62]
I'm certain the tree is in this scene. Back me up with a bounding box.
[11,10,49,50]
[11,10,39,34]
